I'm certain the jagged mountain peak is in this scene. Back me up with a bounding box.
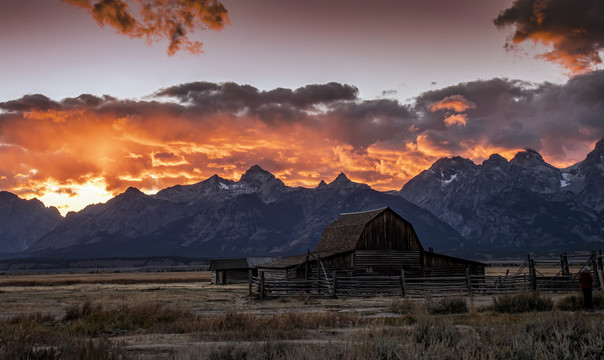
[332,172,351,184]
[239,165,282,185]
[0,191,20,201]
[584,138,604,165]
[482,153,510,172]
[316,180,328,189]
[0,191,63,253]
[510,148,546,167]
[326,172,370,191]
[432,156,475,169]
[595,138,604,151]
[124,186,143,195]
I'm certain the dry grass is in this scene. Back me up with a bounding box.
[0,271,210,287]
[1,271,603,359]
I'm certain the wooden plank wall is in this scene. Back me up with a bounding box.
[357,211,422,251]
[354,250,421,274]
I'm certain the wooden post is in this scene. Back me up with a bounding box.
[332,270,337,298]
[528,257,537,292]
[560,254,565,275]
[592,251,604,290]
[563,253,570,276]
[599,250,603,273]
[400,269,406,298]
[260,271,265,300]
[248,269,253,297]
[316,255,321,295]
[466,267,473,306]
[305,254,309,280]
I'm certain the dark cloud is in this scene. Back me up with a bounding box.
[62,0,229,55]
[327,99,416,150]
[494,0,604,73]
[0,94,62,112]
[156,81,358,108]
[414,72,604,157]
[4,77,604,209]
[60,94,116,108]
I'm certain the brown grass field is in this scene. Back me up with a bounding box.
[1,270,603,359]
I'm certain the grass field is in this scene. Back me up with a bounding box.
[1,270,602,359]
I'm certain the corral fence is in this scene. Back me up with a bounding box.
[250,250,603,299]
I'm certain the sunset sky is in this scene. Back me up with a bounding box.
[1,0,604,215]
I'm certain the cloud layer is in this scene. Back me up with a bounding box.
[62,0,229,55]
[495,0,604,73]
[2,74,604,212]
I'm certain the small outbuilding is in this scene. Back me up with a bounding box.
[258,207,485,278]
[210,256,282,284]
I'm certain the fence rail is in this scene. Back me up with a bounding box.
[250,252,603,299]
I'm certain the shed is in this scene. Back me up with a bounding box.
[210,256,282,284]
[259,207,485,278]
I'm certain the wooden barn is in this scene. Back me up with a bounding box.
[210,256,282,284]
[258,207,485,279]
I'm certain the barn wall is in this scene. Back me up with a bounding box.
[356,211,423,251]
[214,269,252,284]
[354,250,422,274]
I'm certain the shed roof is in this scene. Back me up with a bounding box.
[210,256,282,271]
[257,250,350,269]
[425,251,488,267]
[314,207,389,252]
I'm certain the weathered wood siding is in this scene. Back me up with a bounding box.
[354,250,422,274]
[214,269,255,284]
[356,210,423,251]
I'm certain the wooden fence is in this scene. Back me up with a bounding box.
[250,251,603,299]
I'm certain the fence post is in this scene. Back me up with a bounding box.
[563,253,570,276]
[466,267,474,305]
[400,269,406,298]
[598,250,604,291]
[528,256,537,292]
[260,271,265,300]
[316,255,321,295]
[592,251,604,290]
[305,253,309,280]
[560,254,565,276]
[332,270,337,298]
[248,269,253,297]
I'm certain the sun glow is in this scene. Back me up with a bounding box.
[22,178,114,216]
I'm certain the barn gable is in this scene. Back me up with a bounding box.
[315,207,423,253]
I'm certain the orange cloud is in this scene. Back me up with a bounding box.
[61,0,229,55]
[428,95,476,113]
[443,114,468,127]
[2,77,603,214]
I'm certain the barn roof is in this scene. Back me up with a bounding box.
[314,207,389,252]
[210,256,282,271]
[425,251,488,267]
[257,250,348,269]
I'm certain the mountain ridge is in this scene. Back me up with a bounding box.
[2,140,604,258]
[399,138,604,254]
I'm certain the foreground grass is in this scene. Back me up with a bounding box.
[2,294,604,360]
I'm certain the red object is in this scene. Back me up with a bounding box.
[580,271,593,289]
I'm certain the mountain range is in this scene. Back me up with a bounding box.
[1,139,603,259]
[16,167,464,258]
[400,139,604,255]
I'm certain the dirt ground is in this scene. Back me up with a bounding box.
[0,270,594,359]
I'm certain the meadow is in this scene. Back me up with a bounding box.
[1,270,603,359]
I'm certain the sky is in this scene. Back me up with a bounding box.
[1,0,604,215]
